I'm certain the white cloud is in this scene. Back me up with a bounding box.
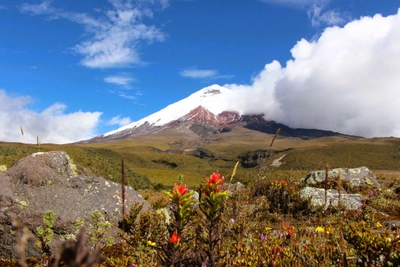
[107,115,132,127]
[257,0,330,9]
[0,90,102,144]
[19,1,55,14]
[225,10,400,138]
[180,68,218,79]
[104,75,134,86]
[20,0,166,68]
[118,93,137,100]
[308,5,349,27]
[258,0,349,27]
[180,67,233,80]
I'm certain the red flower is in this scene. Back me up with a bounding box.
[282,221,293,237]
[172,184,188,198]
[170,231,180,244]
[206,172,224,186]
[210,173,222,183]
[289,185,295,191]
[281,180,287,185]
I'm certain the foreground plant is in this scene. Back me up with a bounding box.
[198,172,230,267]
[157,182,197,266]
[36,210,56,257]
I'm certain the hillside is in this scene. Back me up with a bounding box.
[1,128,400,188]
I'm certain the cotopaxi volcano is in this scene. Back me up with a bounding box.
[89,84,352,142]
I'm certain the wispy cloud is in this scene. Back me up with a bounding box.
[180,68,217,79]
[258,0,350,27]
[180,67,233,80]
[308,5,350,27]
[118,93,137,100]
[107,88,141,101]
[0,89,102,143]
[107,115,132,127]
[104,75,135,87]
[19,0,168,68]
[0,5,8,10]
[257,0,329,8]
[19,0,59,16]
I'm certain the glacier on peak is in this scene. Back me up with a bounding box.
[104,84,234,137]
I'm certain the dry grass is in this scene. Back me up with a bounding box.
[1,129,400,188]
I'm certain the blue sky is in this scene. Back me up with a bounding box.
[1,0,400,143]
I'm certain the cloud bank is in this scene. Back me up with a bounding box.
[0,90,102,144]
[226,10,400,138]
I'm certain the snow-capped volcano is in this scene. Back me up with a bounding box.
[85,84,349,143]
[104,84,234,137]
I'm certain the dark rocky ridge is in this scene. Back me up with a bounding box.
[239,114,351,139]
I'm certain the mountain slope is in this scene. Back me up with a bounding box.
[88,84,354,143]
[104,84,233,136]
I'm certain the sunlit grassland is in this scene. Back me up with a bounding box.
[1,131,400,189]
[2,131,400,266]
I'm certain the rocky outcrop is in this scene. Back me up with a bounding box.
[190,148,215,159]
[300,167,381,210]
[189,123,218,137]
[303,166,380,188]
[0,151,149,259]
[238,150,274,168]
[226,182,246,193]
[300,187,365,210]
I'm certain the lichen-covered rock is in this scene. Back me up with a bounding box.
[300,187,365,210]
[0,165,6,173]
[304,166,380,188]
[0,151,149,259]
[226,182,246,193]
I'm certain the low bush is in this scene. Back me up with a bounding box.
[10,170,400,267]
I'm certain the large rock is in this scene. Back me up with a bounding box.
[300,187,365,210]
[304,166,380,188]
[0,151,149,259]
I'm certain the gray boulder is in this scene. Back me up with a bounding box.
[304,166,380,188]
[300,187,365,210]
[0,151,149,259]
[226,182,246,193]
